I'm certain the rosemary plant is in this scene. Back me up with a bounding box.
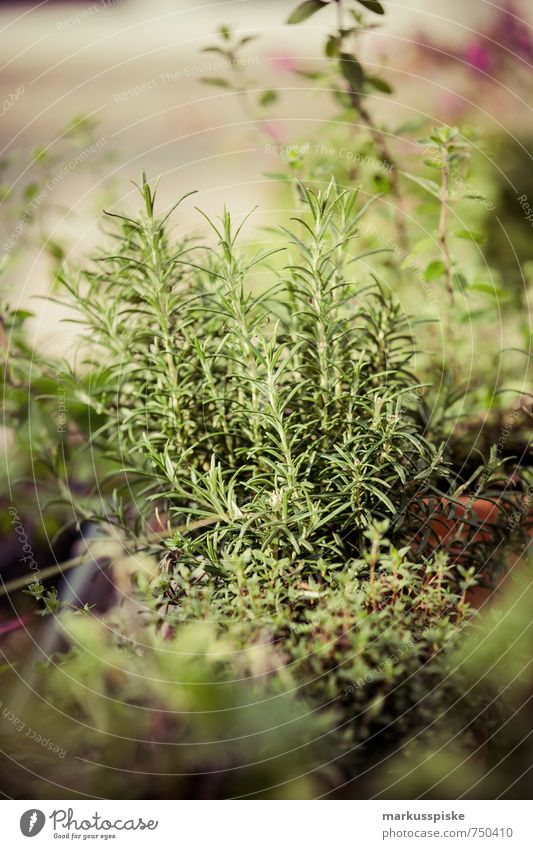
[59,176,448,576]
[0,179,515,797]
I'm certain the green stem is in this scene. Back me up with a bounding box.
[438,163,454,304]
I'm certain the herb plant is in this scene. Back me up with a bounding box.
[1,0,531,802]
[56,176,449,571]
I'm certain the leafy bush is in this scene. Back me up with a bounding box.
[0,179,492,796]
[157,522,475,755]
[0,616,329,799]
[363,553,533,799]
[2,0,531,801]
[60,178,448,570]
[0,522,475,798]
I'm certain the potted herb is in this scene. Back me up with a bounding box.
[1,0,531,801]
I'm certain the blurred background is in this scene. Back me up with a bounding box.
[1,0,533,801]
[2,1,532,548]
[2,0,532,347]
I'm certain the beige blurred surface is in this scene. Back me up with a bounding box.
[1,0,531,351]
[3,0,528,210]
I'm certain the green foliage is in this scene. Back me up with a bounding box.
[0,523,477,798]
[154,522,475,745]
[287,1,329,25]
[0,617,330,799]
[57,177,449,574]
[366,556,533,799]
[1,175,500,793]
[1,0,531,802]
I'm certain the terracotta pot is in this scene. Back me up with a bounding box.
[425,496,504,547]
[419,495,532,608]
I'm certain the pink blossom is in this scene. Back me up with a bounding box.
[0,614,31,637]
[463,40,494,73]
[269,54,298,73]
[263,120,285,143]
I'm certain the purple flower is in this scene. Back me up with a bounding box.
[494,6,533,60]
[463,40,494,73]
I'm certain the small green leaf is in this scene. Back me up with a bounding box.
[411,236,434,255]
[366,75,393,94]
[452,272,468,290]
[339,52,364,91]
[470,281,509,300]
[356,0,385,14]
[294,68,324,80]
[32,146,48,162]
[424,260,446,281]
[201,77,231,88]
[202,46,230,57]
[287,0,328,25]
[259,89,278,107]
[12,308,35,319]
[45,240,65,262]
[325,34,339,58]
[455,229,485,244]
[402,171,441,199]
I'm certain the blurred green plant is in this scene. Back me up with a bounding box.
[0,615,331,799]
[200,2,533,432]
[364,554,533,799]
[0,521,479,798]
[1,1,531,802]
[47,176,453,565]
[0,175,521,797]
